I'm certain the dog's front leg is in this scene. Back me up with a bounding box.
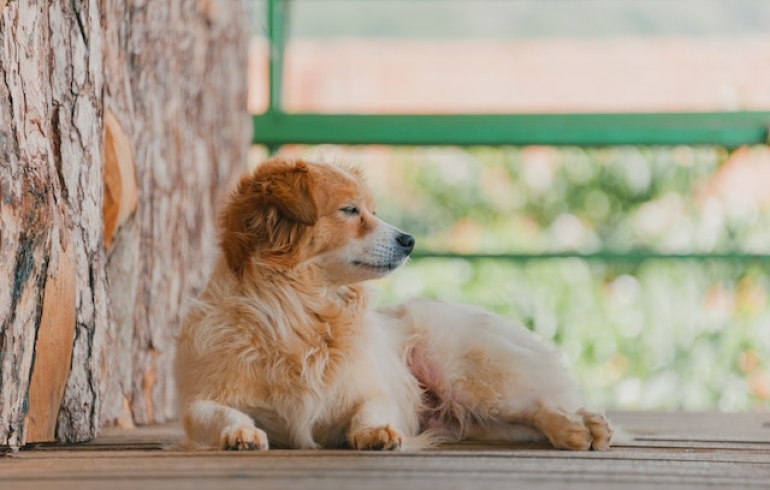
[347,398,404,450]
[182,399,269,450]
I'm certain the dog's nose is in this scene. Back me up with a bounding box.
[396,233,415,254]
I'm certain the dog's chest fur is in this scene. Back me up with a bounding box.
[182,266,421,448]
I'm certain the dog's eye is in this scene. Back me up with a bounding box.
[340,205,360,216]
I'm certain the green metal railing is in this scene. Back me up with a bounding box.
[253,0,770,263]
[254,112,770,149]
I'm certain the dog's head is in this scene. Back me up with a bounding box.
[219,158,414,284]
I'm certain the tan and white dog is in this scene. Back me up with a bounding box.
[174,158,613,451]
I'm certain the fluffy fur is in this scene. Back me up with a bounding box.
[174,158,613,451]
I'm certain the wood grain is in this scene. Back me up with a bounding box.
[23,234,77,443]
[4,412,770,490]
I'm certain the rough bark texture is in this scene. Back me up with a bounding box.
[0,0,107,447]
[99,0,251,428]
[0,0,249,446]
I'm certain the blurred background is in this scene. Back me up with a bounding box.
[246,0,770,411]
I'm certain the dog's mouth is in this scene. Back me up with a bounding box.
[351,259,404,272]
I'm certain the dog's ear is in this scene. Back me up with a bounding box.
[252,159,318,226]
[219,159,318,274]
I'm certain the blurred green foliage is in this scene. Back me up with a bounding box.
[269,144,770,411]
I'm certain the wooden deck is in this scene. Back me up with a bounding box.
[3,412,770,489]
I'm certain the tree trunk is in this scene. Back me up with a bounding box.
[0,0,107,447]
[99,0,251,428]
[0,0,249,446]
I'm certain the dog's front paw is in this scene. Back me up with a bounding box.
[351,424,403,451]
[220,425,269,450]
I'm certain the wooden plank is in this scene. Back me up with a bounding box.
[609,411,770,443]
[4,451,770,490]
[4,412,770,490]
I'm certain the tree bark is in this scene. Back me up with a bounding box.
[99,0,251,428]
[1,0,107,447]
[0,0,249,446]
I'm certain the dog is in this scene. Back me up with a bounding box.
[174,157,613,451]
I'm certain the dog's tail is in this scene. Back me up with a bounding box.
[401,428,458,451]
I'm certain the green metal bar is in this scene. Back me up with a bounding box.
[267,0,286,113]
[266,0,288,154]
[253,112,770,148]
[267,0,285,114]
[410,251,770,262]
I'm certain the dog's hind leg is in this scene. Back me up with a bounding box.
[182,399,269,450]
[391,299,613,450]
[462,400,613,450]
[466,359,613,451]
[527,403,613,451]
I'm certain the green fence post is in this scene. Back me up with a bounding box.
[266,0,287,155]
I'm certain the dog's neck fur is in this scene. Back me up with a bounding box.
[214,257,371,350]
